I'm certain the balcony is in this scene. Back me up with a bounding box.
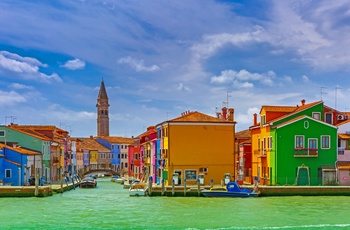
[294,148,318,157]
[254,149,266,157]
[52,157,59,163]
[143,157,151,164]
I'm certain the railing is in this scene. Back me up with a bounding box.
[294,148,318,157]
[338,147,345,155]
[52,157,59,163]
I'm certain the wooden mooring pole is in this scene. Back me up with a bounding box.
[184,179,187,197]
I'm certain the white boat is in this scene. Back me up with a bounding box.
[129,182,147,196]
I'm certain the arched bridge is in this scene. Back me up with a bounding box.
[84,169,120,177]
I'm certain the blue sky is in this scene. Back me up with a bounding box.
[0,0,349,137]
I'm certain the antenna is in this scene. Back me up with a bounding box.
[321,87,327,101]
[5,116,17,125]
[226,91,232,108]
[335,86,341,110]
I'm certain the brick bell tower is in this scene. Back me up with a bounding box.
[96,79,110,136]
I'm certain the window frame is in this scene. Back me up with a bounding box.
[321,135,330,149]
[295,135,305,149]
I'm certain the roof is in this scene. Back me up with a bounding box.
[269,101,323,125]
[80,137,110,151]
[235,129,251,139]
[0,143,40,155]
[336,119,350,127]
[96,136,133,144]
[261,105,296,113]
[339,134,350,139]
[97,80,108,100]
[168,111,234,123]
[5,126,52,141]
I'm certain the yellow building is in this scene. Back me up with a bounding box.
[158,109,236,186]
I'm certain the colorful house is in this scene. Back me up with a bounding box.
[336,117,350,185]
[138,126,157,183]
[80,137,110,172]
[0,143,41,186]
[235,129,252,184]
[95,136,133,175]
[0,125,51,182]
[250,100,338,186]
[157,109,236,186]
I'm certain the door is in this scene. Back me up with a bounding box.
[297,166,309,185]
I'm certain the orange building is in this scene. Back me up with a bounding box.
[157,109,236,186]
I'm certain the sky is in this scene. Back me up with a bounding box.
[1,0,350,137]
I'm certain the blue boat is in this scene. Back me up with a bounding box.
[201,181,260,198]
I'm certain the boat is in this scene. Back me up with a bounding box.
[111,175,125,184]
[201,181,259,198]
[129,182,148,196]
[79,177,97,188]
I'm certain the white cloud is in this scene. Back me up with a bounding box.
[211,69,275,88]
[8,83,33,90]
[118,56,160,72]
[0,51,62,83]
[60,58,85,70]
[177,83,191,92]
[0,90,26,105]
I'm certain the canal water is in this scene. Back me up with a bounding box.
[1,178,350,230]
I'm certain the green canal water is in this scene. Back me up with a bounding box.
[1,178,350,230]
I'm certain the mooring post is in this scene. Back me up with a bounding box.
[148,176,152,196]
[71,175,75,190]
[184,179,187,197]
[161,179,165,196]
[197,179,200,197]
[210,179,213,188]
[172,179,175,197]
[34,168,39,197]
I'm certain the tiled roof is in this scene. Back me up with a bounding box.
[273,115,336,129]
[11,125,68,133]
[261,105,297,113]
[96,136,133,144]
[235,129,251,139]
[339,134,350,139]
[336,119,350,127]
[0,143,40,155]
[6,126,51,141]
[80,137,110,151]
[169,111,232,123]
[268,101,323,124]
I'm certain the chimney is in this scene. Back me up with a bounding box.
[301,99,306,106]
[90,135,94,139]
[216,112,221,119]
[228,108,234,122]
[222,107,227,120]
[253,113,257,126]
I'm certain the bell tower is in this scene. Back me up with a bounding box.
[96,80,110,136]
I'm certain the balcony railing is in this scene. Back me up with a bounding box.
[254,149,267,156]
[338,147,345,155]
[294,148,318,157]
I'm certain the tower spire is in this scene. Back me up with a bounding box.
[96,80,110,136]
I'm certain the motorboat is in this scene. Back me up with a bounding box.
[79,177,97,188]
[129,182,147,196]
[111,175,125,184]
[201,181,259,198]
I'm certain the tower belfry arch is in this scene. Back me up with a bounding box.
[96,80,110,136]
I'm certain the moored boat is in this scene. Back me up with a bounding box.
[79,177,97,188]
[129,182,147,196]
[201,181,259,198]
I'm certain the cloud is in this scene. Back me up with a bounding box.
[211,69,275,88]
[8,83,33,90]
[177,83,191,92]
[118,56,160,72]
[0,90,26,105]
[0,51,62,83]
[60,58,85,70]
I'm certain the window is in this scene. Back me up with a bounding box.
[184,170,197,180]
[260,115,266,126]
[325,113,332,124]
[312,112,321,120]
[5,169,11,178]
[0,130,5,137]
[257,138,260,150]
[268,136,272,149]
[309,138,317,149]
[321,136,330,149]
[295,136,304,148]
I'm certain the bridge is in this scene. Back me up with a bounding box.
[83,169,120,177]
